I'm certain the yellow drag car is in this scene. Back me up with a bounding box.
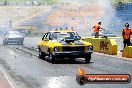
[38,30,93,63]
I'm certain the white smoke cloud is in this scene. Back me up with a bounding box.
[48,0,115,35]
[97,0,115,29]
[64,0,115,35]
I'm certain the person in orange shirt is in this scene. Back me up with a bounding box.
[122,23,132,48]
[92,22,102,38]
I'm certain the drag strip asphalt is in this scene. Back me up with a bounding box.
[0,45,131,88]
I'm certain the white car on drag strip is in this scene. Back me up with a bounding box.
[3,31,24,45]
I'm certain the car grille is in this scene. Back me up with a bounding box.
[7,38,23,40]
[62,46,85,51]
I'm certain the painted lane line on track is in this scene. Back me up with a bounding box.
[0,65,18,88]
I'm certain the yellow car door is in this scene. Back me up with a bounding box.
[40,32,51,54]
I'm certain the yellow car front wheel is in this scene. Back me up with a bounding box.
[48,51,55,64]
[85,54,91,63]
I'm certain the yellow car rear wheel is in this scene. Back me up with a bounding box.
[39,49,45,60]
[48,51,55,64]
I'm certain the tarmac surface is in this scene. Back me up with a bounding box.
[0,36,131,88]
[0,2,132,88]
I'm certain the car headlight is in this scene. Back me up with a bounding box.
[54,47,59,52]
[88,46,93,51]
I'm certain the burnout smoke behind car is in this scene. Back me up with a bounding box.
[46,0,115,36]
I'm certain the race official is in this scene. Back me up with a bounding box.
[92,22,102,38]
[122,23,132,48]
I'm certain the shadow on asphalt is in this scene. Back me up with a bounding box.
[42,58,94,64]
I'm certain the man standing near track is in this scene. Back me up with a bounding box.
[92,22,102,38]
[122,23,132,48]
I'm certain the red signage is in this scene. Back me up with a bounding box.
[76,74,131,85]
[76,67,131,85]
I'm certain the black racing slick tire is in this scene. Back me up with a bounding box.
[21,42,23,45]
[85,54,91,63]
[48,52,55,64]
[39,49,45,60]
[3,41,5,45]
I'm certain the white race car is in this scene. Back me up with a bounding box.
[3,31,24,45]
